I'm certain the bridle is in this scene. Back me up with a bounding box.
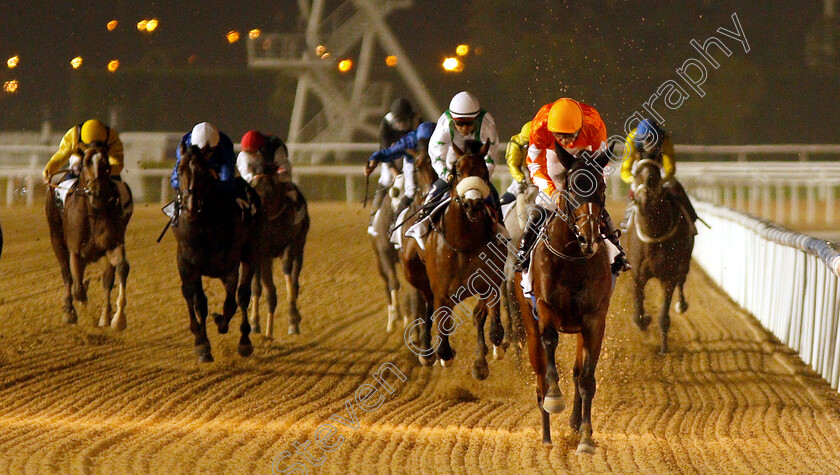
[540,171,604,261]
[631,158,679,244]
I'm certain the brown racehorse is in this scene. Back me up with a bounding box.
[399,148,437,353]
[173,145,260,362]
[45,144,131,330]
[626,159,694,353]
[247,154,309,338]
[422,141,506,380]
[514,147,613,452]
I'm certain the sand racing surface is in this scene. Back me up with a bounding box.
[1,202,840,474]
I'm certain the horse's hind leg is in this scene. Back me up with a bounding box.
[541,325,564,414]
[53,242,76,324]
[258,258,278,339]
[69,252,87,304]
[633,271,652,331]
[674,279,689,314]
[659,280,677,354]
[284,251,303,335]
[105,245,129,331]
[236,262,255,358]
[470,301,489,380]
[249,264,262,335]
[575,317,606,455]
[181,271,212,363]
[214,272,238,335]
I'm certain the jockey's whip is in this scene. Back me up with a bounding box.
[362,173,370,208]
[698,216,711,229]
[156,219,172,243]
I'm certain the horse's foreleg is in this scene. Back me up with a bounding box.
[181,272,212,363]
[106,245,128,331]
[417,292,436,366]
[99,259,115,327]
[659,280,677,354]
[236,262,255,358]
[69,252,87,304]
[215,272,238,335]
[386,258,401,333]
[576,317,606,455]
[633,272,652,331]
[540,324,564,414]
[284,252,303,335]
[259,258,277,339]
[571,334,584,431]
[488,296,506,360]
[675,279,689,314]
[523,308,551,445]
[249,263,262,335]
[470,301,489,380]
[434,296,457,366]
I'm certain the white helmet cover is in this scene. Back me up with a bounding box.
[191,122,220,148]
[448,91,480,119]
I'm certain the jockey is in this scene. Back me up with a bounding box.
[43,119,131,214]
[620,119,698,223]
[365,121,436,221]
[170,122,254,215]
[421,91,501,219]
[515,98,630,274]
[369,98,423,226]
[237,130,302,206]
[499,120,532,205]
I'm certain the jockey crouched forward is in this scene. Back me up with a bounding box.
[43,119,132,216]
[236,130,305,211]
[420,91,503,222]
[620,119,698,228]
[169,122,256,221]
[514,98,630,274]
[499,120,533,206]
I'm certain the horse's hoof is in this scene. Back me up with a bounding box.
[238,342,254,357]
[287,324,300,335]
[197,353,214,363]
[418,354,435,366]
[439,358,453,368]
[543,396,565,414]
[493,344,505,361]
[576,441,596,455]
[386,320,394,333]
[62,312,77,324]
[471,363,489,381]
[111,314,126,331]
[659,345,669,355]
[262,333,274,341]
[635,315,652,331]
[250,323,261,335]
[675,301,688,314]
[97,316,109,327]
[195,342,212,363]
[213,313,228,334]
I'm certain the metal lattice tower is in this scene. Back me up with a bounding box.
[247,0,440,163]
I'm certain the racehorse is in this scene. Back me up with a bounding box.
[370,172,404,332]
[514,147,613,452]
[247,152,309,338]
[45,144,131,330]
[173,144,260,362]
[399,148,437,351]
[625,158,694,354]
[422,141,506,380]
[501,184,539,352]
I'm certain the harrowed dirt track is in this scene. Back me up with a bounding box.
[1,202,840,474]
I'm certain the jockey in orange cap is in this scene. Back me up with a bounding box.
[515,98,630,274]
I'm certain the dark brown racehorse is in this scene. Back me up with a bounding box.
[515,148,613,452]
[421,141,506,380]
[626,159,694,353]
[45,144,131,330]
[173,145,260,362]
[399,148,437,352]
[247,153,309,338]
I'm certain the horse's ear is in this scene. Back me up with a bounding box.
[479,140,490,157]
[556,144,575,170]
[452,143,464,158]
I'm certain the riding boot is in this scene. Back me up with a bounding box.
[368,186,389,227]
[602,211,631,274]
[417,178,448,221]
[499,191,516,206]
[514,206,547,272]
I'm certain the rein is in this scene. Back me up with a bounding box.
[631,159,681,244]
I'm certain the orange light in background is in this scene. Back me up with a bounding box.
[385,55,398,67]
[226,30,240,43]
[107,20,118,31]
[249,29,261,39]
[137,20,148,31]
[70,57,83,69]
[442,57,462,72]
[146,19,159,32]
[315,45,326,56]
[456,44,469,56]
[338,59,353,72]
[188,54,198,64]
[107,60,120,72]
[4,80,19,93]
[7,56,19,69]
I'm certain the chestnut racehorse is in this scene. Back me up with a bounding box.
[45,144,131,330]
[515,147,613,452]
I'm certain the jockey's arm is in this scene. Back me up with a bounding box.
[481,112,500,178]
[428,114,451,180]
[660,134,676,181]
[106,129,124,176]
[506,131,528,184]
[526,144,557,199]
[274,146,292,181]
[620,132,638,184]
[44,127,77,181]
[236,151,254,183]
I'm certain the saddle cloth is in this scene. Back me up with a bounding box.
[54,178,132,217]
